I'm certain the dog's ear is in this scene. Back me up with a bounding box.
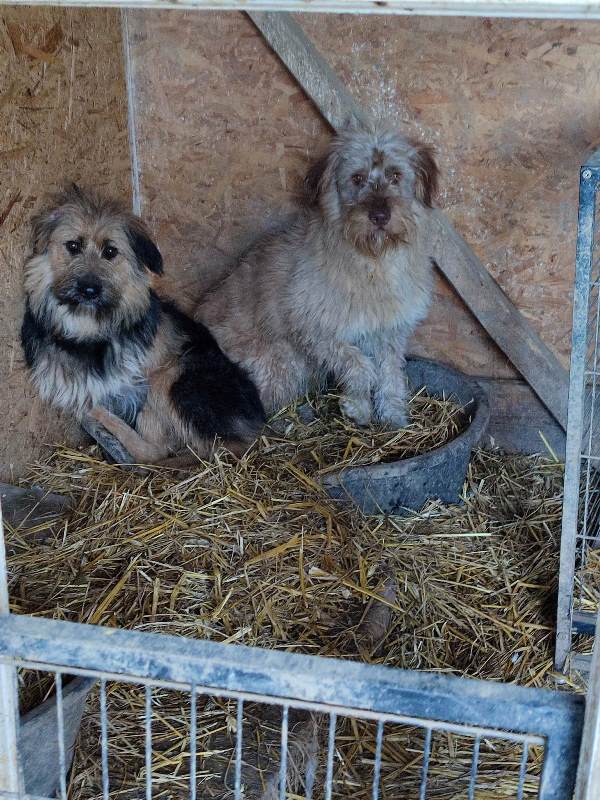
[30,207,62,255]
[303,154,331,207]
[126,224,164,274]
[410,143,439,208]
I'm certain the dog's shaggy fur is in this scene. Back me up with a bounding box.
[22,186,265,464]
[196,122,438,427]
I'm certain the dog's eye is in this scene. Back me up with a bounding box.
[390,171,402,184]
[351,174,366,186]
[65,240,82,255]
[102,245,118,261]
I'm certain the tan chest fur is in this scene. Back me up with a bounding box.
[288,230,433,345]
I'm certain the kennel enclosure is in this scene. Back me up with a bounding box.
[3,0,600,796]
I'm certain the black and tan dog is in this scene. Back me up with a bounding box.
[21,185,265,466]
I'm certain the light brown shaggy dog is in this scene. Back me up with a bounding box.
[196,122,438,428]
[21,186,265,466]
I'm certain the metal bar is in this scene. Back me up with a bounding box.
[556,167,600,671]
[419,727,432,800]
[325,713,336,800]
[121,9,142,216]
[56,673,67,800]
[572,654,593,673]
[279,705,289,800]
[539,722,584,800]
[468,735,480,800]
[372,720,384,800]
[0,501,21,797]
[305,723,317,800]
[0,616,583,745]
[7,657,550,748]
[574,608,600,798]
[0,794,55,800]
[234,698,243,800]
[573,610,597,635]
[7,0,600,20]
[100,679,110,800]
[145,686,152,800]
[189,684,197,800]
[517,741,529,800]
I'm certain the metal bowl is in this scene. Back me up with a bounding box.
[322,357,490,516]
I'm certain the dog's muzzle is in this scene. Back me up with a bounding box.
[367,199,391,229]
[55,273,111,312]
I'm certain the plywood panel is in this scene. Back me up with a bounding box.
[127,9,330,307]
[129,11,600,380]
[0,7,131,480]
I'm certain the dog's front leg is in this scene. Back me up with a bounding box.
[87,406,168,464]
[374,335,410,429]
[315,341,377,426]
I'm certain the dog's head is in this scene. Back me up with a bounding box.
[24,185,163,334]
[304,122,438,258]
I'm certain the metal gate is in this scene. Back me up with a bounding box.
[556,150,600,675]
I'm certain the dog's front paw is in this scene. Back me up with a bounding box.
[376,400,409,430]
[340,394,372,426]
[81,411,136,466]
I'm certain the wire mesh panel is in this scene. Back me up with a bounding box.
[0,615,585,800]
[11,667,547,800]
[556,153,600,673]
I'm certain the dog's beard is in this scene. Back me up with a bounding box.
[52,285,116,318]
[342,210,415,258]
[43,281,140,341]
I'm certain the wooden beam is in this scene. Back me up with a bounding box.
[249,11,569,430]
[429,212,569,428]
[476,377,565,457]
[0,482,71,530]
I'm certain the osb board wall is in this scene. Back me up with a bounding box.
[128,11,600,379]
[0,7,130,480]
[127,9,330,305]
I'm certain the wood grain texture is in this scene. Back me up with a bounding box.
[0,7,131,479]
[429,210,569,427]
[476,376,565,456]
[126,9,329,307]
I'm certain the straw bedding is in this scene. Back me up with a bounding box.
[5,390,581,799]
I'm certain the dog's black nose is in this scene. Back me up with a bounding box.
[76,276,102,300]
[368,207,391,227]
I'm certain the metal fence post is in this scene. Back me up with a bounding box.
[575,607,600,798]
[0,500,22,795]
[555,162,600,671]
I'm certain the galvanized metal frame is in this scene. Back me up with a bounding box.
[0,506,22,797]
[555,151,600,674]
[575,608,600,799]
[6,0,600,19]
[0,613,587,800]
